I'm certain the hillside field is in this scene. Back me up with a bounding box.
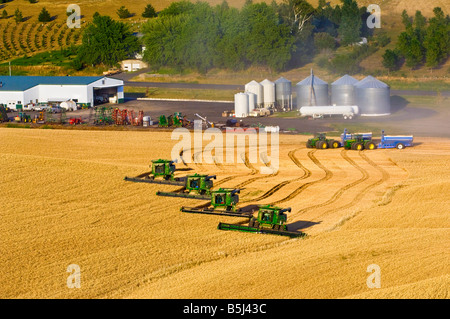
[0,128,448,298]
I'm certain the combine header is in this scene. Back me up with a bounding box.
[156,174,216,200]
[181,188,253,218]
[124,159,184,186]
[218,205,305,238]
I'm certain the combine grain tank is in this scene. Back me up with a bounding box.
[331,74,358,106]
[275,77,292,110]
[354,76,390,116]
[234,92,249,118]
[296,73,329,108]
[244,80,264,107]
[260,79,275,109]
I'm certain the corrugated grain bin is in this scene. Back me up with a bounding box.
[260,79,275,108]
[234,92,249,118]
[244,80,263,107]
[331,74,358,106]
[296,74,329,108]
[354,76,390,116]
[274,77,292,110]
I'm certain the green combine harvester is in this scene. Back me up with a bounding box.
[156,174,216,200]
[306,133,341,149]
[124,159,184,186]
[181,188,253,218]
[218,205,305,238]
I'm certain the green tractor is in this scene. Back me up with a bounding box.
[218,205,305,238]
[158,115,168,127]
[181,188,252,218]
[156,173,216,200]
[341,129,376,151]
[124,159,184,185]
[306,133,340,149]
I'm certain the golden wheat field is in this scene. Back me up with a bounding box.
[0,127,449,299]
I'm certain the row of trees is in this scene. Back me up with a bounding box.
[383,7,450,71]
[140,0,371,73]
[0,7,52,23]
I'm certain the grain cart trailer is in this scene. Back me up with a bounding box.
[377,130,413,149]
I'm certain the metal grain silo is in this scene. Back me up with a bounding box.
[234,92,249,118]
[244,80,263,107]
[296,72,329,108]
[274,77,292,110]
[260,79,275,109]
[354,76,390,116]
[331,74,358,106]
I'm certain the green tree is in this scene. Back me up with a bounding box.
[314,32,336,52]
[77,14,140,67]
[142,4,157,18]
[38,7,52,23]
[382,49,401,72]
[1,10,7,19]
[338,0,362,46]
[117,6,131,19]
[14,8,23,23]
[397,10,425,69]
[424,7,450,68]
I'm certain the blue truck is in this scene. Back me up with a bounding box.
[377,130,413,149]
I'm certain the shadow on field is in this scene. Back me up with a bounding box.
[288,220,321,231]
[390,95,409,114]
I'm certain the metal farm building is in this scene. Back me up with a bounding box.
[0,76,124,109]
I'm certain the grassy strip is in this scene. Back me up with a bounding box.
[124,86,235,101]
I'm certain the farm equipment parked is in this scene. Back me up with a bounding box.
[0,106,8,122]
[156,174,216,200]
[159,112,190,128]
[377,130,413,149]
[33,111,45,124]
[181,188,253,218]
[341,128,376,150]
[306,133,340,149]
[69,117,83,125]
[218,205,304,238]
[14,112,32,123]
[124,159,184,186]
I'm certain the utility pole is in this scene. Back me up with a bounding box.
[9,61,12,76]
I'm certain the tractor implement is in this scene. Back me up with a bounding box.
[182,207,252,218]
[217,205,305,238]
[157,190,210,200]
[217,222,304,238]
[123,175,184,186]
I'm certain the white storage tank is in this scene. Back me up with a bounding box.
[244,80,263,107]
[260,79,275,109]
[234,92,249,118]
[59,100,77,111]
[246,92,257,111]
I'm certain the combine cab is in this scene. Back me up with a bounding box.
[181,189,253,218]
[306,133,340,149]
[124,159,184,186]
[341,128,376,151]
[218,205,305,238]
[156,174,216,200]
[377,130,413,149]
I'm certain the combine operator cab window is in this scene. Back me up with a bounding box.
[261,211,272,222]
[155,165,164,174]
[190,179,199,189]
[215,194,225,205]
